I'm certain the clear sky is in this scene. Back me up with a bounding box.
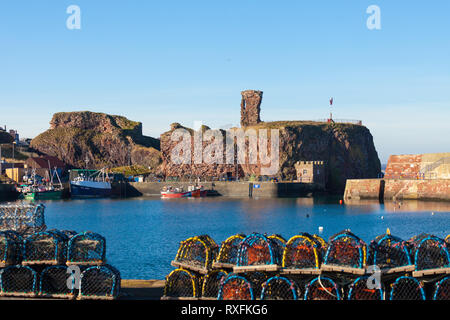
[1,0,449,163]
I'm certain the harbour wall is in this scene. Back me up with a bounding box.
[0,183,18,201]
[127,181,324,198]
[344,179,450,201]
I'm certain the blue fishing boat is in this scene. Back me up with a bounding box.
[70,169,112,198]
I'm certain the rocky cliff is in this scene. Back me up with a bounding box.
[30,112,161,170]
[161,120,381,193]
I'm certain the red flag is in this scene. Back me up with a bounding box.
[329,97,333,106]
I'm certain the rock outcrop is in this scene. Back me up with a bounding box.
[30,112,161,171]
[160,120,381,193]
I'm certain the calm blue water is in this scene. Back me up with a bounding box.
[9,197,450,279]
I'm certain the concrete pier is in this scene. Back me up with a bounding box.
[127,181,324,198]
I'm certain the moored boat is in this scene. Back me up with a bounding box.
[161,185,207,199]
[70,169,112,198]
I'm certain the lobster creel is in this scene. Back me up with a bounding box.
[389,276,426,300]
[433,276,450,300]
[172,235,219,274]
[67,231,106,265]
[0,230,23,267]
[201,269,228,299]
[39,265,77,299]
[218,273,255,300]
[213,234,245,269]
[0,265,38,297]
[261,276,300,300]
[347,276,384,300]
[23,230,68,265]
[78,265,121,300]
[408,234,450,276]
[235,233,284,272]
[282,233,322,274]
[368,233,413,273]
[322,230,367,274]
[163,268,202,299]
[304,276,342,300]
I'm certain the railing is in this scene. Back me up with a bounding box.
[419,157,450,175]
[315,119,363,125]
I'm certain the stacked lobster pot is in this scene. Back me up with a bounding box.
[166,230,450,300]
[0,203,121,300]
[0,229,121,300]
[162,235,220,300]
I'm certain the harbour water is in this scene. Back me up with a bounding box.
[4,196,450,280]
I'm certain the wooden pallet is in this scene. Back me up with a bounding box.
[22,260,59,266]
[212,262,235,269]
[280,268,321,275]
[380,265,415,275]
[160,296,199,300]
[171,261,209,274]
[412,267,450,277]
[321,264,366,275]
[233,264,280,273]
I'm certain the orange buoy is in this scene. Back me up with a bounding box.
[339,200,343,205]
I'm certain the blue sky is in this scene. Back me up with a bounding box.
[1,1,449,163]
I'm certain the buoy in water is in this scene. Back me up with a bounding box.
[318,226,324,233]
[339,200,343,205]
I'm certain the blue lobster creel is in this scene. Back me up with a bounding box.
[23,230,68,265]
[39,265,77,299]
[409,234,450,271]
[0,230,23,267]
[369,233,412,269]
[218,273,255,300]
[347,276,384,300]
[389,276,426,300]
[323,230,366,269]
[433,276,450,300]
[237,233,283,266]
[304,276,341,300]
[79,265,121,300]
[0,265,38,297]
[67,231,106,265]
[261,276,299,300]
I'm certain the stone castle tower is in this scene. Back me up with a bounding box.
[240,90,263,127]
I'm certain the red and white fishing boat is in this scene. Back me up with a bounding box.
[161,185,207,199]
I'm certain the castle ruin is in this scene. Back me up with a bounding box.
[240,90,263,127]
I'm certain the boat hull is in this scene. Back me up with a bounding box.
[21,190,63,201]
[70,182,112,198]
[161,189,208,199]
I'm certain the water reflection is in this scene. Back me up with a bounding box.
[345,199,450,213]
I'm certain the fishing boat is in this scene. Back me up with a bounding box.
[17,166,64,201]
[70,169,112,198]
[161,185,207,199]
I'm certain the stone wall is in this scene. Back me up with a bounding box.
[128,181,323,198]
[344,178,450,202]
[384,153,450,179]
[343,179,383,200]
[384,179,450,201]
